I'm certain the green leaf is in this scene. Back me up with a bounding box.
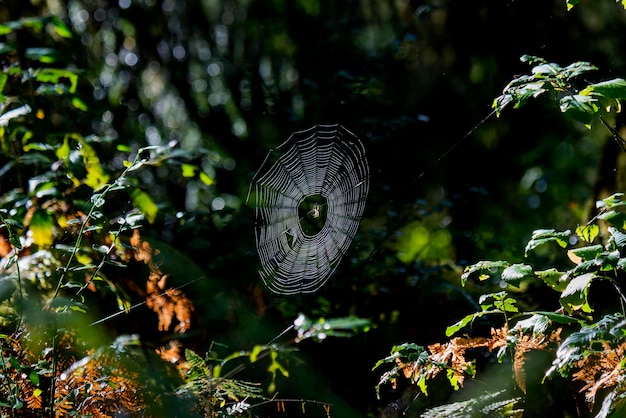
[597,193,625,210]
[0,72,7,102]
[581,78,626,100]
[30,209,55,247]
[532,63,561,75]
[560,273,595,313]
[515,314,551,335]
[77,136,110,189]
[35,68,78,93]
[609,227,626,249]
[536,268,568,292]
[560,61,598,79]
[56,137,71,160]
[568,244,603,261]
[566,0,580,10]
[559,94,598,127]
[576,224,599,243]
[181,163,196,178]
[0,277,17,303]
[71,97,88,111]
[461,260,510,285]
[199,171,215,186]
[598,210,626,229]
[525,229,570,256]
[49,16,73,38]
[446,312,483,337]
[501,263,534,287]
[131,189,158,223]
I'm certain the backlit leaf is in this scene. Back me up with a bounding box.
[536,268,568,292]
[131,189,158,223]
[181,163,196,177]
[71,97,88,111]
[49,16,73,38]
[576,224,599,243]
[30,209,54,247]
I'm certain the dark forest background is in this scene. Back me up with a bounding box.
[1,0,626,417]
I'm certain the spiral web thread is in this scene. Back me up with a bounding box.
[247,124,370,295]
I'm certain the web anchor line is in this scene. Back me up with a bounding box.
[364,109,498,263]
[394,109,497,203]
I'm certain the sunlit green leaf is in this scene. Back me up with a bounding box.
[49,16,73,38]
[77,136,110,189]
[598,210,626,229]
[597,193,625,210]
[536,268,568,292]
[199,171,214,186]
[56,137,71,160]
[30,209,54,247]
[35,68,78,93]
[71,97,88,111]
[131,188,158,223]
[461,260,509,286]
[559,94,597,127]
[446,312,481,337]
[501,263,534,287]
[576,224,599,243]
[181,163,196,177]
[560,273,595,313]
[525,229,570,256]
[568,244,603,261]
[581,78,626,100]
[609,227,626,249]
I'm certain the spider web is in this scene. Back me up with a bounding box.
[247,124,370,295]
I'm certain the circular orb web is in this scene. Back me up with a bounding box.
[247,124,370,295]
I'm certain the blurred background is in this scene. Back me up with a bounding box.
[1,0,625,416]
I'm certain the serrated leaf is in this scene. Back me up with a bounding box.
[559,94,597,127]
[609,227,626,249]
[536,268,568,292]
[515,314,551,335]
[598,210,626,229]
[501,263,534,287]
[581,78,626,100]
[568,244,603,261]
[525,229,570,256]
[560,273,595,314]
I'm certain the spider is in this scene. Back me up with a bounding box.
[308,204,321,219]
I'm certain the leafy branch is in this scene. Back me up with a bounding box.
[493,55,626,150]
